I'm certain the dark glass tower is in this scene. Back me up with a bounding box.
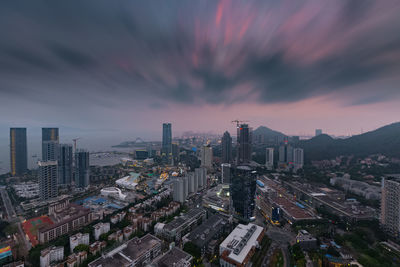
[10,128,27,176]
[75,149,90,188]
[237,124,252,164]
[230,165,256,220]
[162,123,172,163]
[221,131,232,163]
[42,128,59,161]
[172,143,180,165]
[58,144,73,185]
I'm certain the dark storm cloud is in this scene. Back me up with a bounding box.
[48,43,96,69]
[0,0,399,107]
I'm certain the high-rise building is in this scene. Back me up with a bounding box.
[221,163,231,184]
[172,176,188,203]
[278,141,293,165]
[195,167,207,189]
[75,150,90,188]
[230,166,257,220]
[58,144,73,185]
[42,128,59,161]
[293,148,304,171]
[162,123,172,164]
[201,145,213,169]
[10,128,27,176]
[265,148,274,170]
[39,161,58,200]
[43,141,59,162]
[171,143,180,165]
[193,171,198,193]
[315,129,322,136]
[381,178,400,237]
[221,131,232,163]
[237,124,252,164]
[188,172,196,193]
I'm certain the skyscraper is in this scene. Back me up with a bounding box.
[188,172,196,193]
[237,124,252,164]
[195,167,207,189]
[278,141,293,165]
[201,145,213,169]
[315,129,322,136]
[75,150,90,188]
[230,166,257,220]
[221,163,231,184]
[265,148,274,170]
[173,176,188,203]
[221,131,232,163]
[293,148,304,172]
[39,161,58,200]
[42,128,59,142]
[171,143,180,165]
[42,128,59,161]
[162,123,172,164]
[10,128,27,176]
[58,144,73,185]
[381,178,400,237]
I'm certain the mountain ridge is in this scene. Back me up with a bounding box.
[299,122,400,161]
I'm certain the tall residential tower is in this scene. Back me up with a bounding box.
[201,145,213,169]
[39,161,58,200]
[265,148,274,170]
[42,128,59,161]
[75,150,90,188]
[10,128,27,176]
[381,178,400,237]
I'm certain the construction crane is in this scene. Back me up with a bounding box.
[72,138,81,152]
[231,119,249,128]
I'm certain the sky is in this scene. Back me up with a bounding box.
[1,0,400,139]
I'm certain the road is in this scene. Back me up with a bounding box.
[0,186,17,220]
[254,209,292,267]
[266,227,294,267]
[0,187,31,256]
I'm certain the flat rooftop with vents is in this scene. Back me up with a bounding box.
[219,223,264,266]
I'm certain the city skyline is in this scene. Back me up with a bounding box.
[0,0,400,137]
[2,1,400,266]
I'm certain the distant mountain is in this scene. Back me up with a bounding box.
[253,126,286,143]
[299,122,400,161]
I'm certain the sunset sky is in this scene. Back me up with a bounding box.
[1,0,400,138]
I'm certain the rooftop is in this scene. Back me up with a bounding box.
[39,203,90,233]
[164,208,205,231]
[88,234,161,267]
[220,224,264,265]
[273,197,314,220]
[154,247,192,267]
[187,215,227,248]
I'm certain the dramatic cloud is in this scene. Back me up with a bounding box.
[0,0,399,135]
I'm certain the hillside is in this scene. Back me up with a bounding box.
[299,122,400,161]
[253,126,286,143]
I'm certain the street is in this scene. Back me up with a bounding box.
[0,187,31,257]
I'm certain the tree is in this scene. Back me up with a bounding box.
[99,233,109,241]
[0,221,10,238]
[4,223,19,236]
[73,244,89,253]
[184,242,201,259]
